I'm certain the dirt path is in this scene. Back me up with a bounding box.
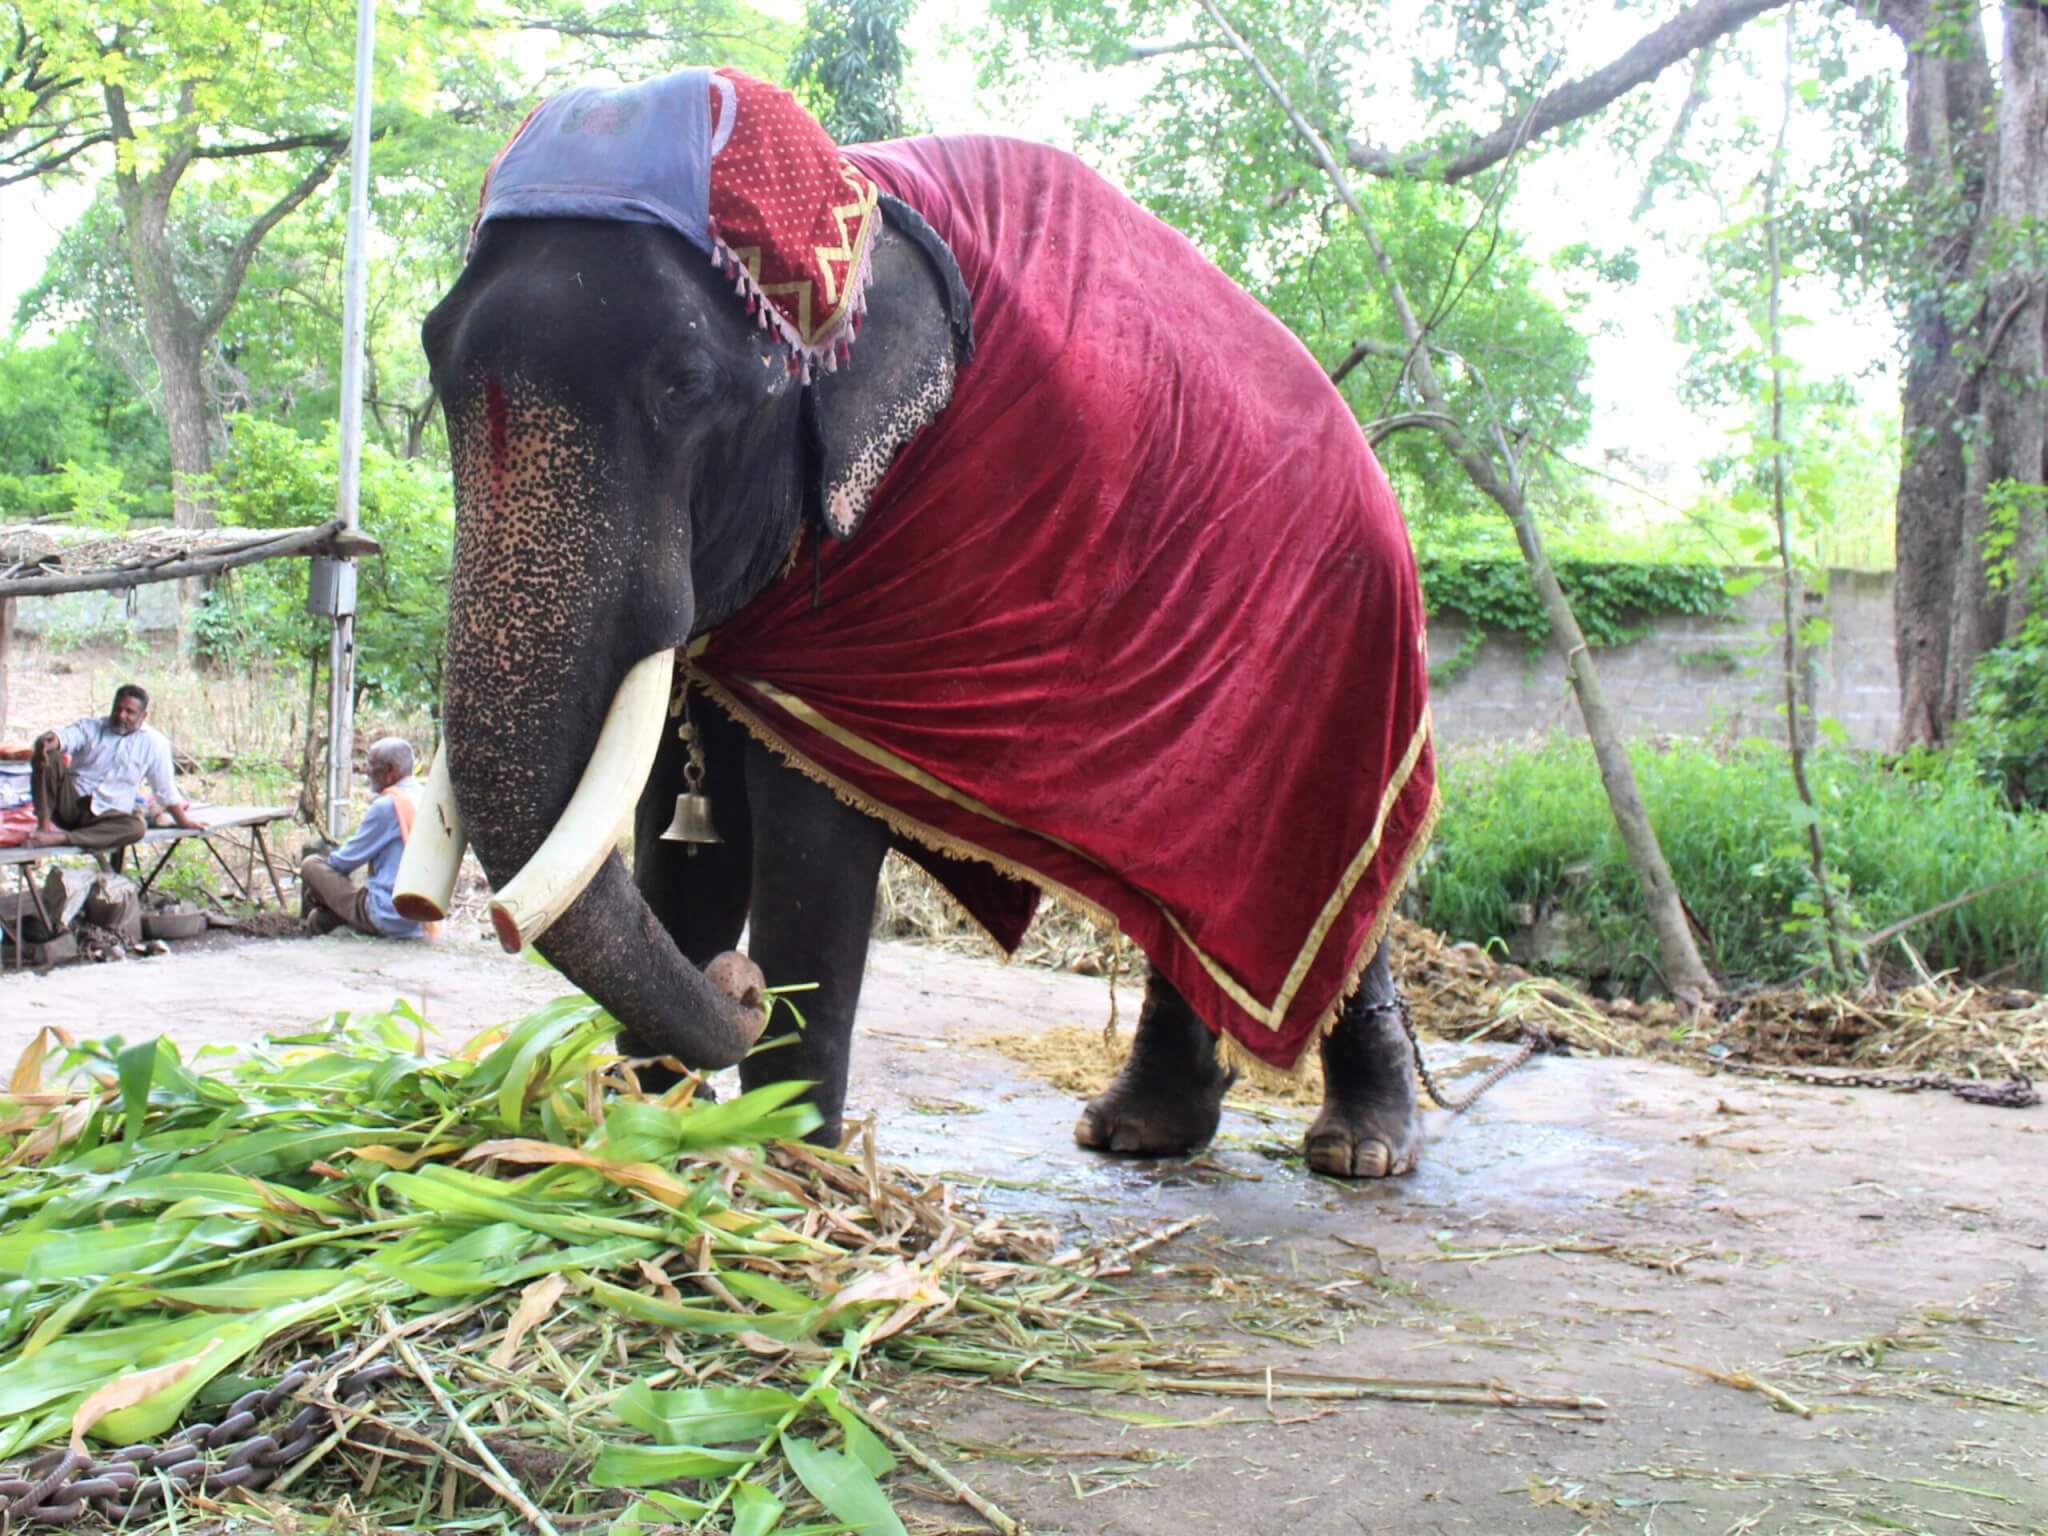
[5,936,2043,1533]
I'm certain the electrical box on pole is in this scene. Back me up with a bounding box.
[306,557,358,617]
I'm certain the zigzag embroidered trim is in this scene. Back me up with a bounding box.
[706,217,875,382]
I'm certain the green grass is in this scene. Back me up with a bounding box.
[1419,739,2048,989]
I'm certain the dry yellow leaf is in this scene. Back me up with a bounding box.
[9,1028,56,1097]
[489,1272,569,1369]
[462,1139,693,1206]
[344,1143,463,1171]
[70,1355,204,1452]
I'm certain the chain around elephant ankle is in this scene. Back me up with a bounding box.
[1389,991,1547,1115]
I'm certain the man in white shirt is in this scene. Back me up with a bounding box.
[0,684,201,850]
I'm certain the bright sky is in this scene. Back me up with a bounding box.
[0,0,1904,524]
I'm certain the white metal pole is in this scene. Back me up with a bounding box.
[326,0,376,839]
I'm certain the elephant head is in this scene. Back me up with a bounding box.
[421,172,971,1067]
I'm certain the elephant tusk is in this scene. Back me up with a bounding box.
[392,741,466,923]
[487,650,676,954]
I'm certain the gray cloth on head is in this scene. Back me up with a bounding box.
[476,69,717,251]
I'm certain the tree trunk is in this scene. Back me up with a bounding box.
[1947,7,2048,719]
[99,83,346,625]
[1882,2,2048,744]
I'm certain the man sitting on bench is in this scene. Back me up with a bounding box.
[0,683,200,851]
[299,737,428,939]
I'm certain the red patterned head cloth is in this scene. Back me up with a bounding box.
[472,68,880,378]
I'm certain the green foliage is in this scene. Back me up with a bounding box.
[0,332,169,522]
[1980,479,2048,594]
[192,421,452,711]
[1953,567,2048,810]
[1420,740,2048,988]
[978,0,1598,528]
[1416,553,1730,649]
[790,0,918,143]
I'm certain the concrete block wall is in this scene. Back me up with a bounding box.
[1426,568,1898,749]
[13,566,1901,749]
[11,584,184,640]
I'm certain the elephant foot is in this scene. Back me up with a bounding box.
[1304,1093,1421,1177]
[1073,1072,1232,1156]
[1073,972,1233,1157]
[1306,966,1422,1179]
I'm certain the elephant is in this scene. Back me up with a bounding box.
[420,69,1439,1179]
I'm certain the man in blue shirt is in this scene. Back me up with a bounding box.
[0,684,201,850]
[300,737,428,939]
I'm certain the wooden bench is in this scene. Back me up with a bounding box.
[0,804,295,947]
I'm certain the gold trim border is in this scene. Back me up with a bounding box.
[701,667,1436,1051]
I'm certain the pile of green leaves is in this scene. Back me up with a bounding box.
[1418,739,2048,989]
[0,1000,1088,1534]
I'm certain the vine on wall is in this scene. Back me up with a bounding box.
[1418,556,1733,683]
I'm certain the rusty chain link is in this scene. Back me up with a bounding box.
[1393,991,1555,1115]
[1393,992,2037,1112]
[1700,1056,2038,1107]
[0,1347,399,1530]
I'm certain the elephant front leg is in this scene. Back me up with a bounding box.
[737,733,890,1147]
[1074,972,1235,1156]
[1305,940,1422,1178]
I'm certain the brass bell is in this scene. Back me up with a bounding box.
[660,791,722,846]
[659,714,721,850]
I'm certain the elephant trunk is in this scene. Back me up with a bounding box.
[444,646,766,1070]
[440,382,764,1069]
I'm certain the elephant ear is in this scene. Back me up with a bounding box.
[807,194,974,540]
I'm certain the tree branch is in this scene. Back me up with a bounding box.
[191,130,350,161]
[0,128,113,187]
[1346,0,1790,183]
[1121,38,1229,61]
[1634,42,1717,217]
[198,142,349,338]
[1364,411,1459,445]
[1327,335,1406,384]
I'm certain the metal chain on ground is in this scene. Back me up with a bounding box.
[1390,987,2036,1112]
[1702,1056,2038,1108]
[0,1346,399,1530]
[1393,991,1554,1115]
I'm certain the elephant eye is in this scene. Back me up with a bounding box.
[652,353,724,422]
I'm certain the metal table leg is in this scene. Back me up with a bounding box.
[252,827,289,911]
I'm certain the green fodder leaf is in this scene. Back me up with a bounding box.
[577,1274,779,1337]
[116,1039,158,1145]
[732,1479,787,1536]
[819,1393,896,1478]
[614,1381,799,1445]
[607,1490,713,1534]
[0,1217,255,1284]
[141,1271,362,1310]
[380,1166,654,1245]
[782,1433,907,1536]
[667,1080,823,1153]
[180,1125,416,1180]
[462,998,607,1129]
[589,1441,754,1488]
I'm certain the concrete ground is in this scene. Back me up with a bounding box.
[4,933,2044,1535]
